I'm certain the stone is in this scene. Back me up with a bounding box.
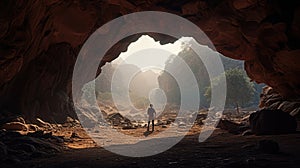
[249,109,297,135]
[277,101,300,114]
[36,118,52,129]
[178,122,186,128]
[13,143,36,153]
[0,142,8,157]
[217,119,246,134]
[66,116,75,123]
[290,107,300,116]
[1,122,27,132]
[107,112,131,127]
[70,132,81,139]
[122,125,136,130]
[242,130,253,136]
[232,0,256,10]
[10,117,26,124]
[27,124,40,132]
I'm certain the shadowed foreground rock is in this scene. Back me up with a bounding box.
[249,109,297,135]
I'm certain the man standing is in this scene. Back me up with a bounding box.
[147,104,156,132]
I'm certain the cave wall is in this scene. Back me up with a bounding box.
[0,0,299,122]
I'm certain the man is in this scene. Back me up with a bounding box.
[147,104,156,132]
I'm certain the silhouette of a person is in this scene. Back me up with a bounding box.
[147,104,156,132]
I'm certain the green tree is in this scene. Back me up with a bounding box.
[158,40,245,108]
[205,68,255,114]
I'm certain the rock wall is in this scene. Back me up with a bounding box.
[259,86,300,117]
[0,0,299,122]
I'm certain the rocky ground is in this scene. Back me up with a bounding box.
[1,127,300,168]
[0,106,299,168]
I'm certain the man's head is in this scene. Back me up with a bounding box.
[150,104,153,107]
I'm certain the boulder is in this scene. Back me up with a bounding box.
[277,101,300,115]
[217,119,248,134]
[107,112,131,127]
[249,109,297,135]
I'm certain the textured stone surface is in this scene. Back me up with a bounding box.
[259,86,300,116]
[249,109,297,135]
[0,0,299,122]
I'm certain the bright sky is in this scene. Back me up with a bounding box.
[112,35,191,71]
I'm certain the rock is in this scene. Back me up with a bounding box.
[107,113,131,127]
[249,109,297,135]
[217,119,246,134]
[156,120,164,126]
[4,155,21,163]
[258,140,279,154]
[0,129,5,138]
[0,142,8,157]
[27,124,40,132]
[267,101,282,109]
[10,117,26,124]
[196,119,203,125]
[1,122,27,132]
[43,132,54,139]
[277,101,300,114]
[162,125,167,128]
[166,119,172,125]
[36,118,52,129]
[13,143,36,153]
[66,116,75,123]
[122,125,136,130]
[242,129,253,136]
[178,122,186,128]
[258,86,300,118]
[31,150,49,158]
[70,132,81,139]
[290,107,300,116]
[232,0,256,10]
[63,116,80,127]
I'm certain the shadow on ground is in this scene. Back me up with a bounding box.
[1,129,300,168]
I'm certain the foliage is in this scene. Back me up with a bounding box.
[158,40,244,108]
[205,68,255,108]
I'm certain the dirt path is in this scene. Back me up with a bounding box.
[2,129,300,168]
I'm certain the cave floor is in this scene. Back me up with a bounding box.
[2,128,300,168]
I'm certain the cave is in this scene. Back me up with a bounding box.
[0,0,300,167]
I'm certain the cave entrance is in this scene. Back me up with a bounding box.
[81,34,265,138]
